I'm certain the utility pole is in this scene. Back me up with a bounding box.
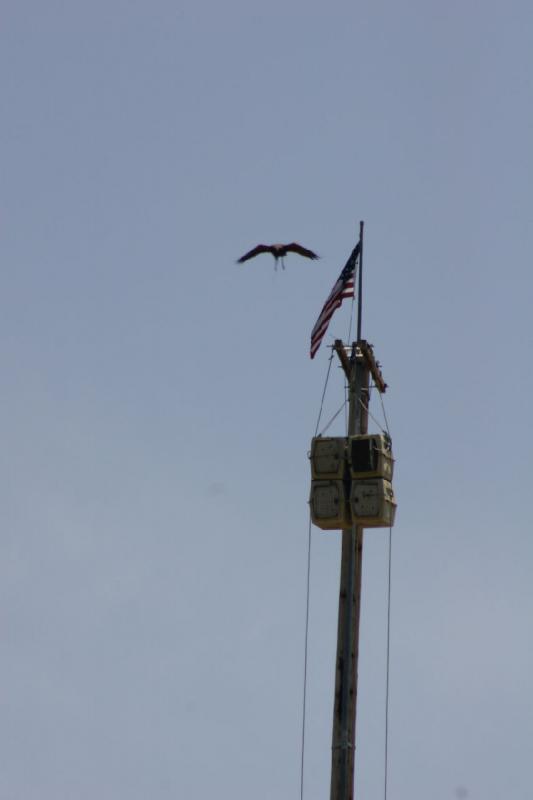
[329,223,387,800]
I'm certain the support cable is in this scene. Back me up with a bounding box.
[344,379,349,435]
[358,393,388,437]
[358,387,394,800]
[314,351,335,438]
[300,348,335,800]
[300,516,313,800]
[378,389,393,800]
[383,518,392,800]
[378,390,392,440]
[318,401,348,438]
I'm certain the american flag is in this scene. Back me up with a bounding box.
[310,242,360,359]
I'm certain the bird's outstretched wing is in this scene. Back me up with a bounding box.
[285,243,319,260]
[237,244,272,263]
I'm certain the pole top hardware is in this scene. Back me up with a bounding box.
[333,339,388,393]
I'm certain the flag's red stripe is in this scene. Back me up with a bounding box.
[310,295,344,337]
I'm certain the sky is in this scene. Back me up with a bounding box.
[1,1,533,798]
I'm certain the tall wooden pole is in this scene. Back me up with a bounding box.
[330,346,369,800]
[330,222,369,800]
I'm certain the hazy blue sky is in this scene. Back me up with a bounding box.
[1,1,532,798]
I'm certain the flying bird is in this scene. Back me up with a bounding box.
[237,242,319,270]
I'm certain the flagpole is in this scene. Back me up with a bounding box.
[356,221,364,342]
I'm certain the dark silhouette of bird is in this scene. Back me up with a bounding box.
[237,242,319,270]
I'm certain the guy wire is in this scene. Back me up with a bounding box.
[378,388,393,800]
[300,348,334,800]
